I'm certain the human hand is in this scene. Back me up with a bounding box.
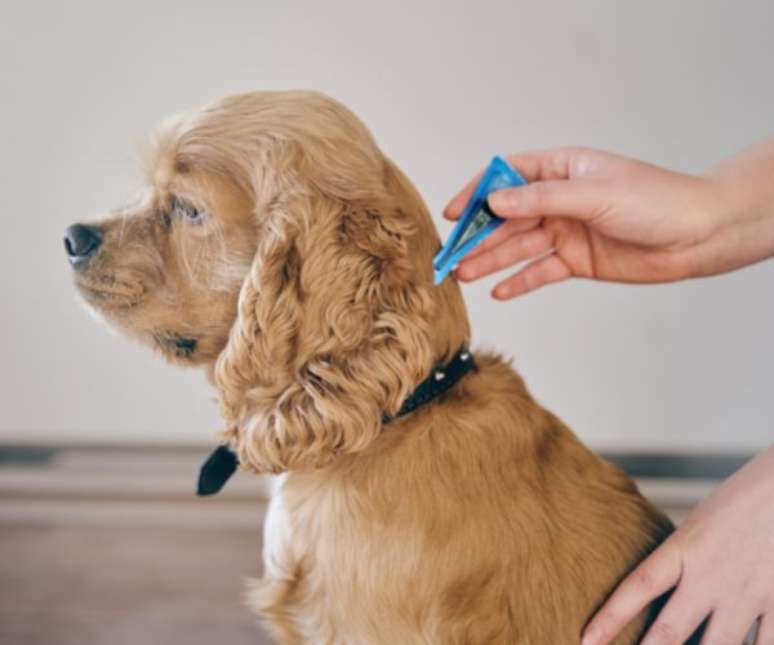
[581,446,774,645]
[443,142,774,299]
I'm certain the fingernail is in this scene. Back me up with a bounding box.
[487,192,507,212]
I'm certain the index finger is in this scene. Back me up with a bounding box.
[442,148,580,220]
[582,539,683,645]
[443,169,484,220]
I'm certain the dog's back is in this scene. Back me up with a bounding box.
[251,352,673,644]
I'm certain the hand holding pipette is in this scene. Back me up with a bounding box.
[442,144,774,299]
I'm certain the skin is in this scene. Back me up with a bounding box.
[443,140,774,644]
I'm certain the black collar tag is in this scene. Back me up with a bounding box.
[197,445,239,496]
[197,346,476,496]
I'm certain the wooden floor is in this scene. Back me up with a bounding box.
[0,522,272,645]
[0,446,274,645]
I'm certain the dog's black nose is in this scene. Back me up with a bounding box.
[64,224,102,266]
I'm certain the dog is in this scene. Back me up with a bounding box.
[65,91,673,643]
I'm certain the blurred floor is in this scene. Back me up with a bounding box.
[0,523,270,645]
[0,444,742,645]
[0,446,272,645]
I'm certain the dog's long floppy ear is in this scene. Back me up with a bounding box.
[214,154,435,474]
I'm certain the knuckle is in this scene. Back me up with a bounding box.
[491,244,511,269]
[518,236,537,257]
[545,153,567,179]
[526,182,549,212]
[703,629,740,645]
[645,620,680,644]
[700,637,722,645]
[536,228,552,251]
[559,146,589,173]
[630,566,656,593]
[517,228,541,252]
[587,615,615,641]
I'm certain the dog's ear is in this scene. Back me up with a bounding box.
[214,158,435,474]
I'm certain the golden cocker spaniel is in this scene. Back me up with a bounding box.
[66,91,673,644]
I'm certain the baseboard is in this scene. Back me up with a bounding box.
[0,443,750,527]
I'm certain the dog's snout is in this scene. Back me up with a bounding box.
[64,224,102,267]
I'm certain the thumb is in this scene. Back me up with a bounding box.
[488,178,610,222]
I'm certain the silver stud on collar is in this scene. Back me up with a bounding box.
[460,351,470,361]
[434,370,446,381]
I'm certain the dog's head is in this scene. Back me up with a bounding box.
[66,91,470,472]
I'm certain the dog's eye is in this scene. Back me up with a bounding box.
[171,198,206,224]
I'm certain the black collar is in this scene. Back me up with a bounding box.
[197,346,476,496]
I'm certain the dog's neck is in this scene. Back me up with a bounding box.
[197,345,477,496]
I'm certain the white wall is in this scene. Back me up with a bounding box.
[2,0,772,451]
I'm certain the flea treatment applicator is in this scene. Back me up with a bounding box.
[433,156,527,285]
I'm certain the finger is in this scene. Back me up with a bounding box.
[639,586,711,645]
[491,253,571,299]
[488,178,611,222]
[701,608,758,645]
[582,542,682,645]
[443,146,588,219]
[755,614,774,645]
[462,217,542,261]
[503,148,579,182]
[455,228,553,283]
[443,169,484,219]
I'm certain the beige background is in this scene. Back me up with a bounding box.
[1,0,772,451]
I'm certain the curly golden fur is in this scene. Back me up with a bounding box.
[68,90,673,643]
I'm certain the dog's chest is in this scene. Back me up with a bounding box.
[261,474,296,580]
[262,472,365,575]
[261,474,378,639]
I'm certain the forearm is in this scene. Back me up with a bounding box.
[700,138,774,276]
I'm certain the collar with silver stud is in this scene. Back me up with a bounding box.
[197,345,477,496]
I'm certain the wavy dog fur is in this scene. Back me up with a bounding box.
[70,90,673,644]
